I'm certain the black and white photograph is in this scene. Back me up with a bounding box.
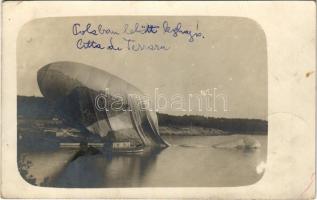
[1,2,315,199]
[17,16,268,187]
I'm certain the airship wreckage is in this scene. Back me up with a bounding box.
[37,61,169,155]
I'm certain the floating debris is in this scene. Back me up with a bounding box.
[212,136,261,150]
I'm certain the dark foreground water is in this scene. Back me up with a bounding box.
[18,135,267,187]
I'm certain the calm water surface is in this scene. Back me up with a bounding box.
[19,135,267,187]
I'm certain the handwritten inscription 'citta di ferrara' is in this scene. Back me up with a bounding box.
[72,21,205,52]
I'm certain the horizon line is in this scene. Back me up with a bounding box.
[17,95,268,122]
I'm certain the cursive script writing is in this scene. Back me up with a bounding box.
[162,21,204,42]
[123,37,169,51]
[72,20,205,52]
[107,37,122,51]
[123,23,160,35]
[76,39,105,49]
[73,23,119,36]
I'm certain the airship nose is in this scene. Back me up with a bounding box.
[37,65,50,86]
[37,64,69,100]
[37,65,51,96]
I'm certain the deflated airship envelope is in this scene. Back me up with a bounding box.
[37,61,169,148]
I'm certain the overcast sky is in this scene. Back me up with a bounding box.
[17,16,267,120]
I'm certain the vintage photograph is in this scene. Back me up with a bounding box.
[17,16,268,188]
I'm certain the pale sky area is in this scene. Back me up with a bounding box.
[17,16,267,120]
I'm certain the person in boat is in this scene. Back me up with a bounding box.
[102,130,116,160]
[103,130,115,149]
[71,141,101,161]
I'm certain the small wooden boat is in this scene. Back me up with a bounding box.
[112,147,144,154]
[60,141,145,155]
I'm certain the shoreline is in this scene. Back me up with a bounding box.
[159,126,267,136]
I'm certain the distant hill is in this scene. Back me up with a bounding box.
[17,96,267,135]
[18,96,57,119]
[157,113,267,134]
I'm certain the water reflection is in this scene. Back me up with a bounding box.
[18,135,267,187]
[18,150,78,186]
[19,147,164,188]
[53,147,163,187]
